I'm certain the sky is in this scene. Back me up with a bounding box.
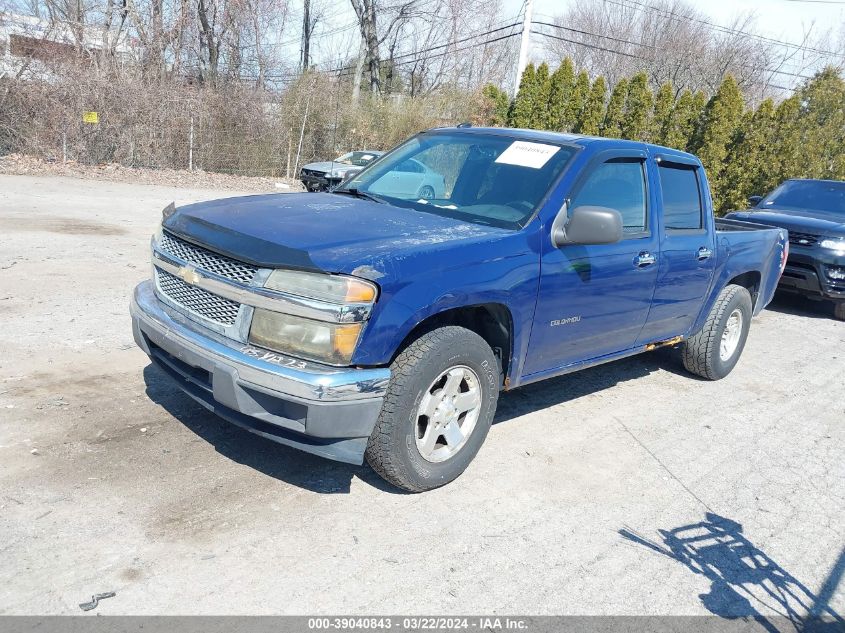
[300,0,845,87]
[505,0,845,51]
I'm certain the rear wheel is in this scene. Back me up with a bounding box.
[365,326,499,492]
[834,302,845,321]
[681,284,752,380]
[419,185,435,200]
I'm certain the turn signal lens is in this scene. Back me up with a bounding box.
[265,269,378,304]
[344,279,377,302]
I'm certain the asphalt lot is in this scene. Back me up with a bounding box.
[0,174,843,620]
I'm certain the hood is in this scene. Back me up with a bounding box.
[301,161,357,174]
[163,192,509,279]
[728,208,845,237]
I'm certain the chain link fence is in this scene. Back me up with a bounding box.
[0,68,486,178]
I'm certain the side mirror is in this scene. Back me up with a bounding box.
[747,195,763,207]
[551,205,623,247]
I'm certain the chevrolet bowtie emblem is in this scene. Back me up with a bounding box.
[177,265,201,285]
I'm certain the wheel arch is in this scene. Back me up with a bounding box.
[727,270,762,309]
[393,303,514,388]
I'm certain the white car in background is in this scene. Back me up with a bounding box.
[369,158,446,200]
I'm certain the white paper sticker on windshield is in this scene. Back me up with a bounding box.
[495,141,560,169]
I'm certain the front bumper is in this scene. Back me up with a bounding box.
[131,281,389,464]
[300,172,340,191]
[779,248,845,301]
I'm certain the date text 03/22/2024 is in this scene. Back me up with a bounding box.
[307,617,529,630]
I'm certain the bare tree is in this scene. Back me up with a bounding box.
[348,0,416,94]
[540,0,838,102]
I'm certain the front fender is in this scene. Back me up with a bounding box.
[351,235,541,381]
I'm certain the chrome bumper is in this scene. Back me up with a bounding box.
[131,281,390,464]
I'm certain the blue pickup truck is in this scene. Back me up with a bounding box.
[131,127,787,491]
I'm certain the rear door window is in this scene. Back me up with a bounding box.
[659,164,704,230]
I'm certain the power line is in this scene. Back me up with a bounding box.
[333,30,522,78]
[325,20,522,76]
[388,22,521,63]
[531,25,815,81]
[533,20,656,50]
[615,0,842,58]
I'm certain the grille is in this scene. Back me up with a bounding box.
[159,231,257,284]
[788,231,819,246]
[156,268,240,326]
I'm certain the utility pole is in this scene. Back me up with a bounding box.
[513,0,533,98]
[301,0,313,72]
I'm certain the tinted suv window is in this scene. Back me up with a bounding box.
[659,164,703,229]
[570,158,647,234]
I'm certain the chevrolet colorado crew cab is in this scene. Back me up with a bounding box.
[727,179,845,320]
[131,127,787,492]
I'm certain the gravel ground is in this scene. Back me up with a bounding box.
[0,174,843,620]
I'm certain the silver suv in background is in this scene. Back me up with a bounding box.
[300,151,384,191]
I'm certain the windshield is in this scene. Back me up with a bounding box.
[760,180,845,215]
[339,131,577,229]
[335,151,380,167]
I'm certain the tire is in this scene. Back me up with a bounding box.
[834,302,845,321]
[365,326,499,492]
[681,284,753,380]
[419,185,435,200]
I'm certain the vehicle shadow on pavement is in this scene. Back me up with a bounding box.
[619,513,844,632]
[142,364,407,495]
[765,292,837,321]
[494,348,689,425]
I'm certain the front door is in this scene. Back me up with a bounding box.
[523,152,660,377]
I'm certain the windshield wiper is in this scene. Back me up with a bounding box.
[332,188,386,204]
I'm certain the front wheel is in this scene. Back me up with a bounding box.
[834,302,845,321]
[681,284,752,380]
[365,326,499,492]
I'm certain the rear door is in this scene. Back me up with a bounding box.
[523,150,660,376]
[637,157,716,343]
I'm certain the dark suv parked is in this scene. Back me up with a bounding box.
[727,179,845,320]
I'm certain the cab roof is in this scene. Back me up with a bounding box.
[427,125,700,165]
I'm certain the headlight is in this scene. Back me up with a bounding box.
[826,266,845,281]
[819,238,845,254]
[249,309,363,365]
[264,269,377,303]
[329,169,348,179]
[250,270,378,364]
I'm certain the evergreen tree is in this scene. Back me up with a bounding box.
[548,58,576,131]
[720,99,775,211]
[797,67,845,180]
[768,94,803,186]
[686,90,709,153]
[621,72,653,141]
[509,63,537,128]
[532,62,552,129]
[576,75,607,135]
[696,76,744,212]
[662,89,696,150]
[567,71,590,132]
[651,82,674,144]
[601,78,628,138]
[480,84,510,126]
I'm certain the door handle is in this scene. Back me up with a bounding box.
[697,247,713,261]
[634,251,656,267]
